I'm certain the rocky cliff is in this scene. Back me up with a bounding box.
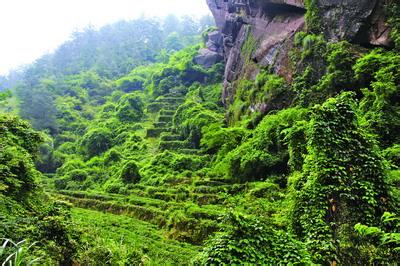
[204,0,392,105]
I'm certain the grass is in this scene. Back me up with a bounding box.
[71,207,200,265]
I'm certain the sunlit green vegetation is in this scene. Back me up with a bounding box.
[0,5,399,265]
[71,208,199,265]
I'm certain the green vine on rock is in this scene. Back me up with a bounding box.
[305,0,322,34]
[291,92,389,264]
[388,1,400,50]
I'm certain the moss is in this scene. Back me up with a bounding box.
[241,26,258,62]
[388,1,400,50]
[304,0,322,34]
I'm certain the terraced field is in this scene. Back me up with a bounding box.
[71,208,200,264]
[52,174,240,245]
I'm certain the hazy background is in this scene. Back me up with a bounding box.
[0,0,211,75]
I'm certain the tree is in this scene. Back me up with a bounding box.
[163,14,180,34]
[17,78,58,134]
[119,161,141,183]
[166,32,184,52]
[81,128,113,157]
[0,114,43,199]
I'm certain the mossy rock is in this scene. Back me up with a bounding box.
[147,102,166,113]
[154,122,171,128]
[194,180,229,187]
[146,128,170,138]
[193,194,222,205]
[160,109,176,116]
[152,192,176,201]
[159,140,191,151]
[156,97,185,105]
[160,134,183,141]
[158,115,173,123]
[175,149,203,155]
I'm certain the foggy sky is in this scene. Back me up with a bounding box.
[0,0,211,75]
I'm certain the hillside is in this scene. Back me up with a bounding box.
[1,1,400,264]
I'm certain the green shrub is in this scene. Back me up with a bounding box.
[383,144,400,167]
[54,178,68,190]
[115,92,145,123]
[354,49,400,147]
[215,107,307,182]
[116,76,145,92]
[119,161,141,183]
[194,212,311,264]
[0,115,43,198]
[0,115,78,263]
[315,41,360,96]
[173,100,222,148]
[0,89,12,101]
[140,151,208,183]
[201,123,247,154]
[304,0,322,34]
[67,169,89,182]
[104,181,123,194]
[56,142,77,155]
[291,33,328,106]
[354,212,400,264]
[81,128,113,157]
[104,149,123,165]
[56,157,85,177]
[388,2,400,50]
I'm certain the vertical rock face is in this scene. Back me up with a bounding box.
[319,0,390,46]
[205,0,391,105]
[194,31,224,68]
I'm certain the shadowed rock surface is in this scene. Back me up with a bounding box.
[205,0,391,105]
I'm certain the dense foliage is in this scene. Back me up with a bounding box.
[0,115,77,264]
[194,212,311,264]
[0,4,399,265]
